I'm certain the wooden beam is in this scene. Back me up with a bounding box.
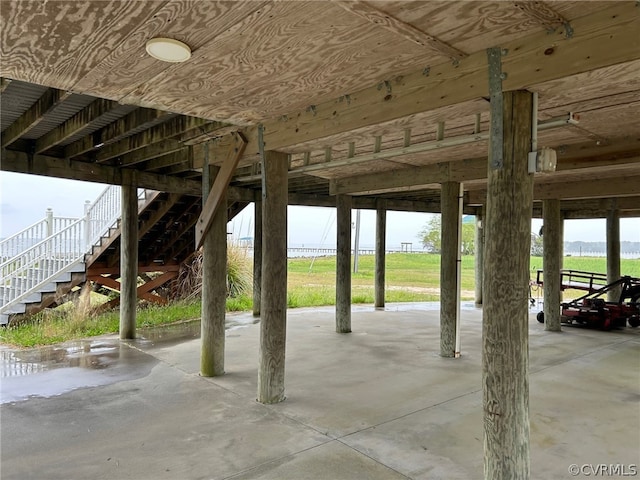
[469,175,640,203]
[513,1,572,36]
[245,3,638,153]
[335,1,466,62]
[331,148,640,196]
[35,98,119,153]
[142,150,189,171]
[65,108,173,159]
[331,158,486,195]
[534,175,640,200]
[2,88,72,147]
[1,149,202,196]
[93,116,217,163]
[118,138,184,167]
[0,77,11,94]
[195,132,247,248]
[87,263,180,276]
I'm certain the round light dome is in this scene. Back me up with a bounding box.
[145,38,191,63]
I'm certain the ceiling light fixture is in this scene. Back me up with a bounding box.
[145,37,191,63]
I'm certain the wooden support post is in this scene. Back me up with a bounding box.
[543,199,562,331]
[201,161,227,377]
[483,90,534,480]
[475,206,485,306]
[253,199,263,317]
[120,171,138,339]
[257,150,288,404]
[336,194,352,333]
[440,181,462,357]
[606,208,621,302]
[375,199,387,309]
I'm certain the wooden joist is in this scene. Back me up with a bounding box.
[209,3,639,158]
[65,108,173,159]
[2,88,72,148]
[92,116,223,163]
[35,98,119,153]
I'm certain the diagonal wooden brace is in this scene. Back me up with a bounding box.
[195,131,247,249]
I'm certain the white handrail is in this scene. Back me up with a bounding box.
[0,219,48,261]
[0,184,145,314]
[0,218,85,310]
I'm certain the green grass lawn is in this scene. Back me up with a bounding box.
[2,254,638,347]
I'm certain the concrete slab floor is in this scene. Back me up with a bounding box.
[1,304,639,480]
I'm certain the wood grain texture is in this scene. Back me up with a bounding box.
[440,181,461,357]
[201,165,227,377]
[258,150,288,404]
[120,175,139,340]
[482,90,533,479]
[335,1,467,61]
[131,1,438,123]
[0,1,162,90]
[513,1,570,33]
[543,199,562,331]
[195,133,247,248]
[336,194,352,333]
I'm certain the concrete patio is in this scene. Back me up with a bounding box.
[1,304,638,480]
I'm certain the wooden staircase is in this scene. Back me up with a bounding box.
[1,185,247,325]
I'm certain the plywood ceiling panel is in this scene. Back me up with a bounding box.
[126,1,443,123]
[73,1,269,103]
[0,1,165,90]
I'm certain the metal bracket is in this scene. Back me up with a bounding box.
[487,47,505,170]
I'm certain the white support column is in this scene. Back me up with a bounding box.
[120,170,138,340]
[257,149,288,404]
[336,194,352,333]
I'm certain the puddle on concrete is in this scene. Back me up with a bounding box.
[0,339,159,404]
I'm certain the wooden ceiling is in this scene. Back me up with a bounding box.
[1,1,639,218]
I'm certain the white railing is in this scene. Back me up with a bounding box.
[0,185,137,313]
[84,185,122,250]
[0,218,86,309]
[0,209,76,262]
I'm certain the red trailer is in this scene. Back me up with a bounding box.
[536,272,640,330]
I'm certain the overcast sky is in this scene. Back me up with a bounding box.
[1,172,638,248]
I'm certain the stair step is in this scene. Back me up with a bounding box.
[0,313,9,325]
[3,303,25,314]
